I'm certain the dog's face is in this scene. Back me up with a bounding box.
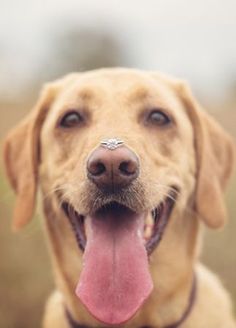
[40,70,195,230]
[3,69,234,326]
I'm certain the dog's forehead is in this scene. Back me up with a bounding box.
[53,69,179,107]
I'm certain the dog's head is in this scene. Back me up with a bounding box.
[3,69,235,325]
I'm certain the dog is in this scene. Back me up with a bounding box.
[3,68,236,327]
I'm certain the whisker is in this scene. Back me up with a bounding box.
[42,185,66,201]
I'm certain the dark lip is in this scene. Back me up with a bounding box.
[61,187,178,254]
[145,196,176,255]
[62,203,86,251]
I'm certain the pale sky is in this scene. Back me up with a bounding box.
[0,0,236,102]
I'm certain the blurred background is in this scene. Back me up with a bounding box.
[0,0,235,327]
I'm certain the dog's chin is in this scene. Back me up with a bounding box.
[61,186,178,255]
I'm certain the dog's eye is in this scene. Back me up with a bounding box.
[59,111,84,128]
[147,110,171,126]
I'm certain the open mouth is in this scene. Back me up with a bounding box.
[62,189,177,255]
[61,187,178,325]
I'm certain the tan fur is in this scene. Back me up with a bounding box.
[3,68,236,327]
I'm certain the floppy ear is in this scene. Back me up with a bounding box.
[3,85,57,231]
[178,82,235,228]
[3,74,78,231]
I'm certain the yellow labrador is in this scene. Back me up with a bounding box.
[3,69,236,327]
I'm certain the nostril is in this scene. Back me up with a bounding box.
[119,160,137,176]
[88,161,106,176]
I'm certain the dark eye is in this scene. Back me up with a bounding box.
[147,110,171,126]
[59,111,84,128]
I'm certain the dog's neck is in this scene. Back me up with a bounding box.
[65,274,197,328]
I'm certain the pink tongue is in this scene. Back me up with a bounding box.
[76,210,153,325]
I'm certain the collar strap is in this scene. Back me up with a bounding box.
[165,274,197,328]
[66,274,197,328]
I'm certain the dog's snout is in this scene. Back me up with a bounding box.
[87,146,139,191]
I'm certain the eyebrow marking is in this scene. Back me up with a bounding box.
[127,85,151,102]
[78,88,96,101]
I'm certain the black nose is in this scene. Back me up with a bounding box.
[87,146,139,192]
